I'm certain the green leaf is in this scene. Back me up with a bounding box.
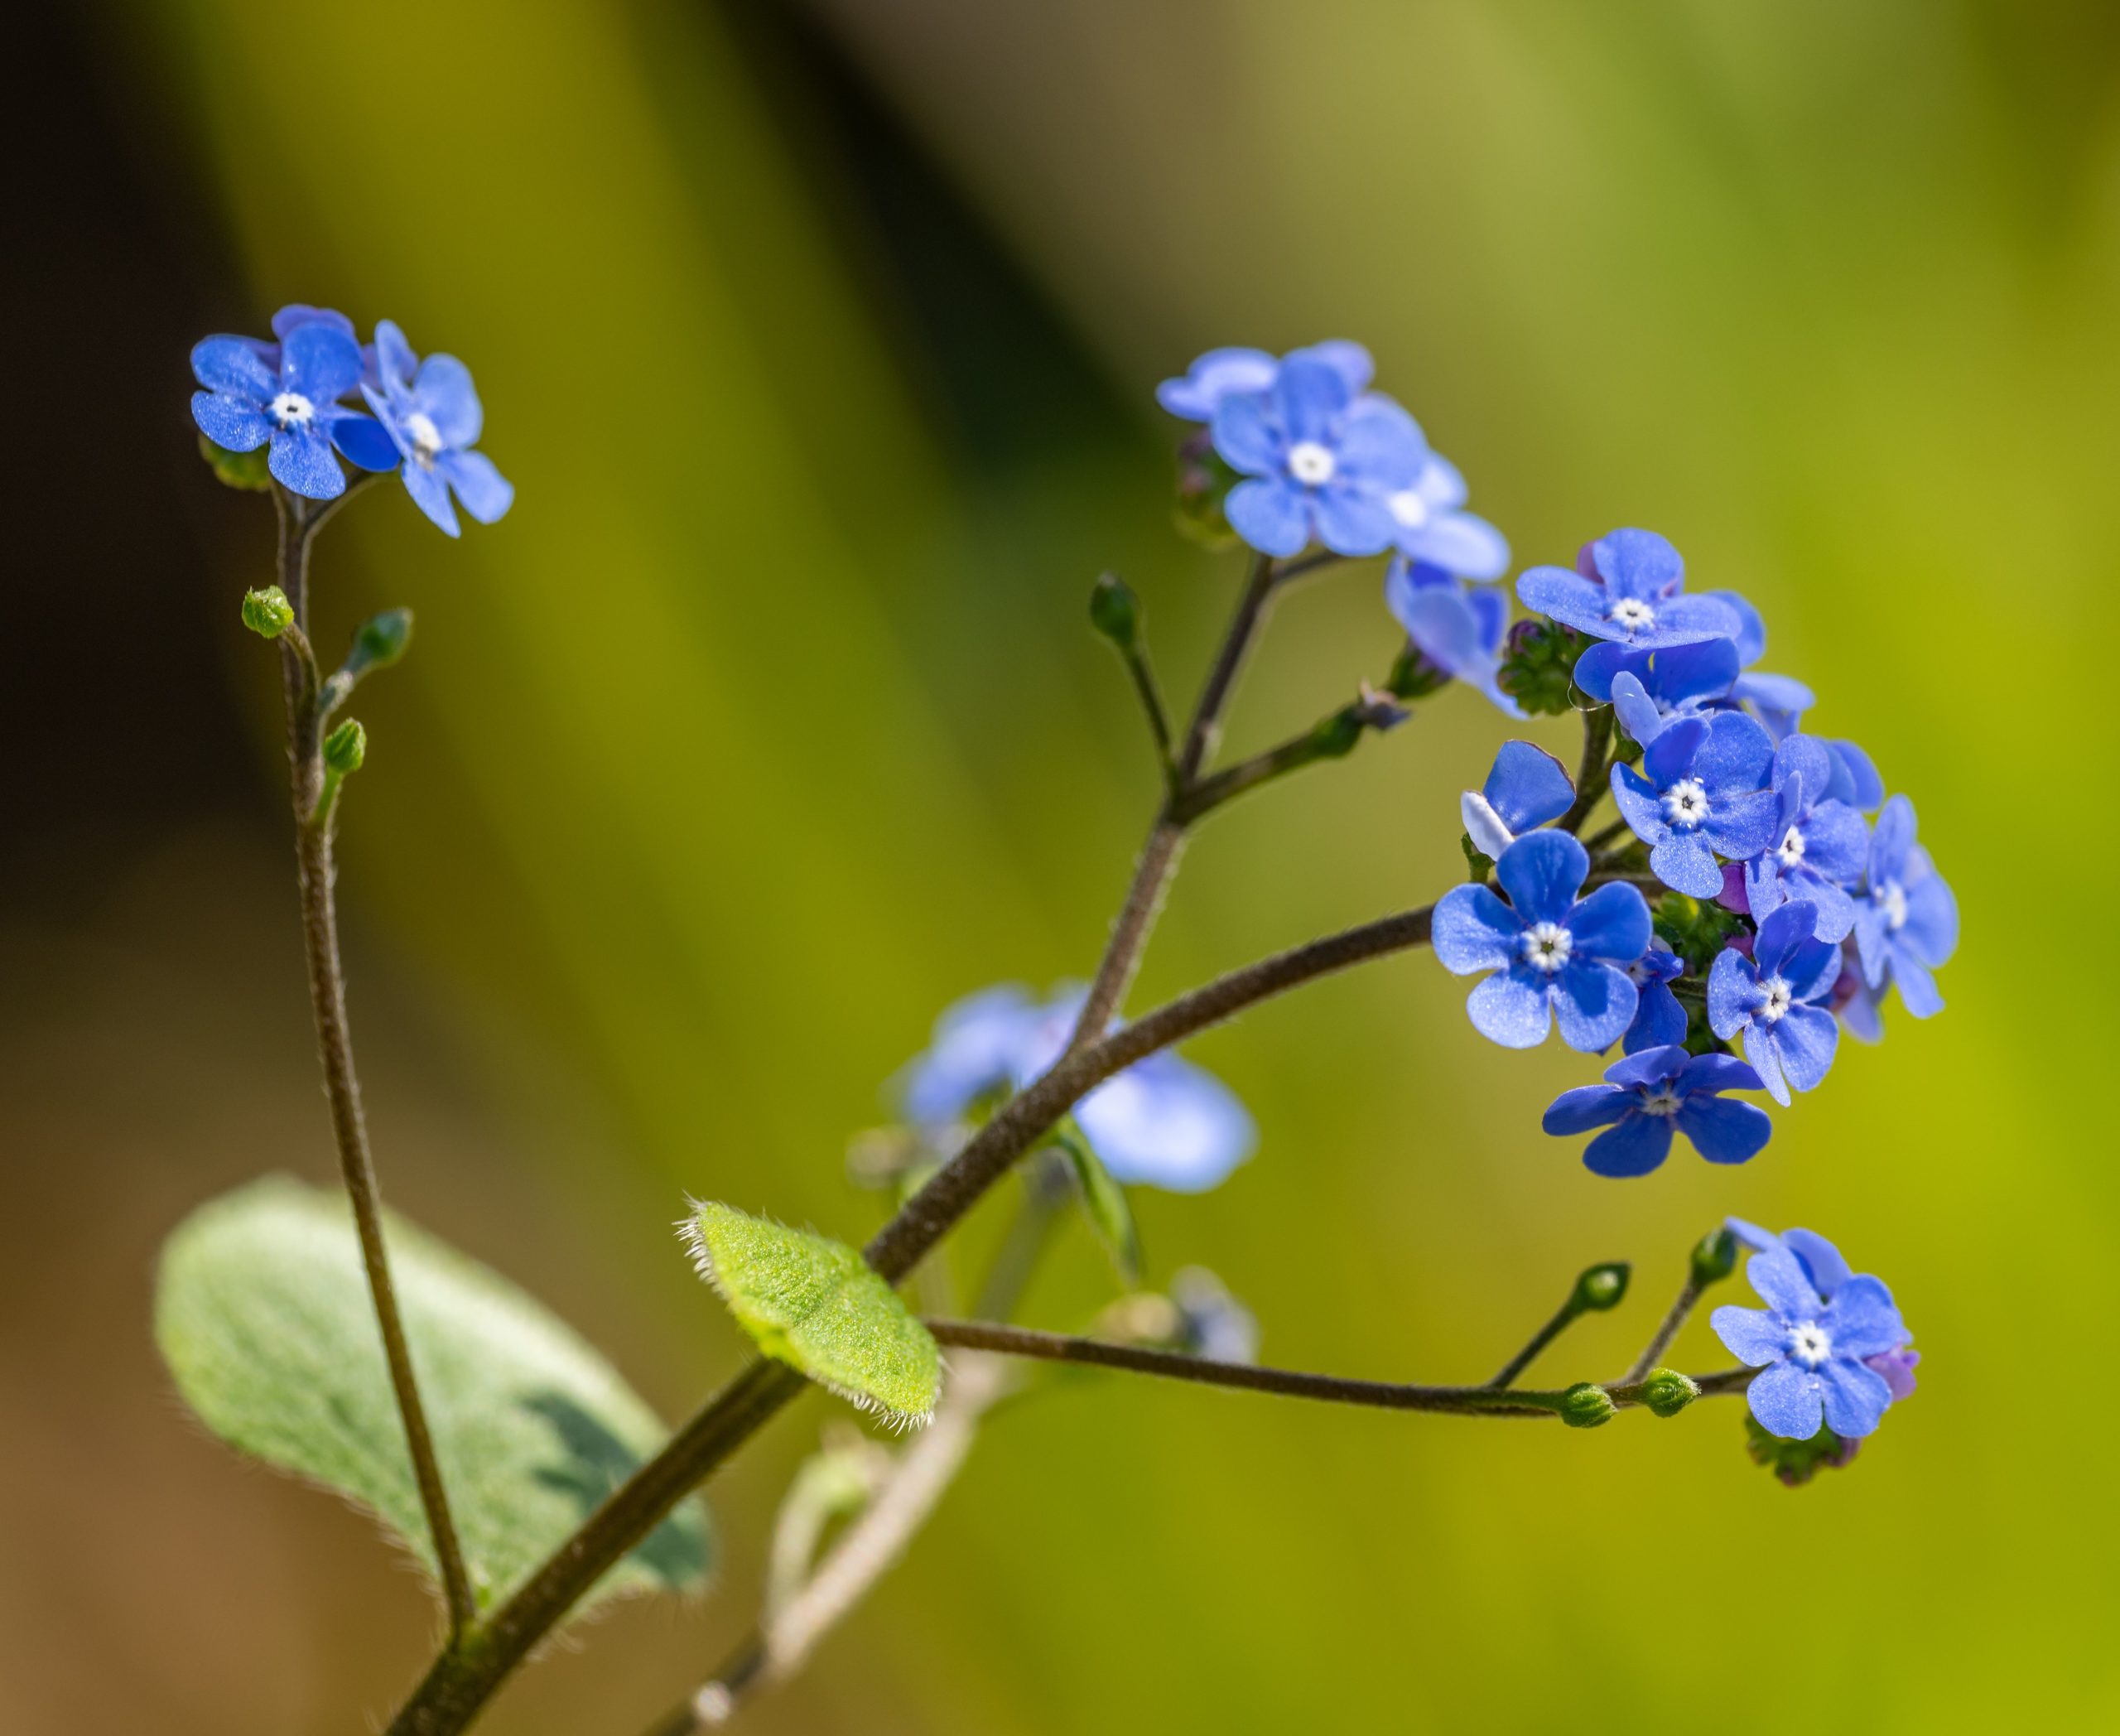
[198,434,273,491]
[683,1203,938,1428]
[1050,1126,1143,1287]
[155,1175,711,1614]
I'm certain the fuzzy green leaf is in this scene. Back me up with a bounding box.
[683,1203,938,1428]
[1051,1126,1143,1287]
[155,1175,711,1614]
[198,434,273,491]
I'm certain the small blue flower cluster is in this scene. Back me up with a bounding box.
[191,303,511,535]
[899,986,1255,1194]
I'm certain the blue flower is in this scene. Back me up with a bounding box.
[1385,559,1521,716]
[1433,831,1652,1051]
[1156,340,1371,422]
[1823,739,1885,813]
[1742,735,1869,943]
[1515,529,1742,649]
[1727,1219,1920,1400]
[1609,707,1779,896]
[1707,900,1842,1104]
[1543,1045,1771,1176]
[1850,795,1959,1018]
[1385,453,1510,579]
[1712,1242,1909,1439]
[362,320,514,537]
[1459,740,1574,860]
[1621,939,1688,1053]
[1574,639,1740,745]
[1212,353,1426,557]
[897,985,1044,1127]
[241,304,380,389]
[191,321,398,499]
[1703,591,1815,739]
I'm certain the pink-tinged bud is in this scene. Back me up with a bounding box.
[1865,1347,1920,1402]
[1716,862,1750,916]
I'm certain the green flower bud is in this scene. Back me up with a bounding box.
[1173,432,1242,549]
[1460,834,1495,883]
[324,719,367,776]
[1636,1367,1700,1418]
[1691,1227,1740,1287]
[199,435,273,492]
[1745,1415,1859,1487]
[1559,1382,1616,1430]
[1572,1261,1631,1314]
[349,608,414,673]
[1496,618,1592,716]
[1089,573,1140,651]
[241,586,295,639]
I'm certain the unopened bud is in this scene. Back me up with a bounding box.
[1636,1367,1699,1418]
[1572,1261,1631,1314]
[200,434,273,492]
[1089,573,1140,651]
[1691,1227,1740,1287]
[324,718,367,775]
[1559,1382,1616,1430]
[242,586,295,639]
[349,608,414,673]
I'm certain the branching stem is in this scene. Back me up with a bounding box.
[1557,702,1615,835]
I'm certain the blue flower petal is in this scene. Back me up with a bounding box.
[280,322,364,404]
[1753,899,1820,976]
[1583,1112,1673,1177]
[413,354,484,450]
[1432,884,1523,975]
[1563,883,1651,964]
[1406,510,1510,580]
[1675,1051,1762,1094]
[192,335,276,398]
[1706,947,1755,1041]
[1224,479,1309,557]
[1711,1303,1787,1367]
[1550,960,1637,1052]
[1643,593,1744,647]
[1781,1229,1853,1299]
[1312,482,1398,557]
[1771,1003,1839,1094]
[267,427,345,500]
[1694,710,1776,794]
[1741,1022,1792,1106]
[1869,793,1916,886]
[439,450,514,524]
[1643,714,1708,788]
[1515,567,1610,635]
[1701,788,1781,865]
[1290,340,1374,394]
[401,456,460,534]
[270,304,355,342]
[1622,981,1688,1054]
[1610,764,1670,849]
[1649,832,1723,899]
[1818,1358,1891,1438]
[1494,830,1589,926]
[1891,952,1945,1018]
[1800,800,1870,885]
[1077,1052,1255,1193]
[1747,1360,1824,1439]
[1336,396,1425,489]
[1674,1095,1772,1165]
[1483,740,1575,835]
[1589,528,1684,599]
[1156,346,1276,421]
[192,391,271,452]
[1542,1083,1632,1136]
[1209,393,1281,477]
[1274,354,1351,444]
[1820,1275,1907,1359]
[1900,870,1959,967]
[1467,971,1554,1049]
[1704,588,1767,666]
[1746,1245,1825,1319]
[329,412,401,473]
[1826,740,1885,812]
[900,984,1040,1124]
[1652,635,1742,706]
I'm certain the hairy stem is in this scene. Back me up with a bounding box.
[1557,702,1615,835]
[1488,1295,1588,1391]
[274,493,475,1638]
[1624,1271,1709,1384]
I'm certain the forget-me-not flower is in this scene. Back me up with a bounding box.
[1543,1045,1771,1177]
[1703,590,1815,740]
[1385,559,1521,716]
[1707,899,1842,1104]
[1712,1242,1909,1439]
[1385,453,1510,579]
[363,320,513,537]
[1727,1218,1920,1399]
[1574,639,1741,743]
[897,984,1044,1128]
[1460,740,1574,860]
[1212,353,1425,557]
[1515,529,1742,649]
[1609,706,1779,897]
[1742,735,1869,943]
[240,304,379,388]
[191,321,398,499]
[1156,340,1371,422]
[1823,739,1885,813]
[1433,831,1652,1051]
[1850,795,1959,1018]
[1621,939,1689,1053]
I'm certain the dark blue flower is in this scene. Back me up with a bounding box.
[1515,529,1742,649]
[1385,559,1520,716]
[1212,354,1426,557]
[191,321,398,499]
[1156,340,1371,422]
[1621,939,1688,1053]
[1850,795,1959,1018]
[1707,900,1842,1104]
[241,304,380,389]
[1385,453,1510,579]
[1459,740,1573,860]
[362,320,513,538]
[1609,707,1779,897]
[1433,831,1652,1051]
[1576,639,1742,744]
[1742,735,1869,943]
[1543,1045,1771,1176]
[1703,591,1814,739]
[1712,1242,1908,1439]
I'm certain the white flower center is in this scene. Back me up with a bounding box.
[403,410,444,465]
[1387,488,1429,529]
[1786,1323,1833,1369]
[269,391,316,429]
[1286,441,1337,486]
[1609,596,1657,631]
[1759,976,1794,1022]
[1521,922,1573,975]
[1776,825,1806,866]
[1663,779,1710,827]
[1639,1087,1683,1117]
[1879,880,1908,931]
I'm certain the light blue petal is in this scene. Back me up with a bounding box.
[1337,396,1425,489]
[1820,1275,1907,1360]
[267,427,345,500]
[1589,528,1684,599]
[1694,710,1776,795]
[1641,593,1743,647]
[414,354,484,449]
[1890,952,1945,1018]
[1312,482,1399,557]
[1703,588,1767,666]
[899,984,1040,1124]
[1746,1246,1824,1319]
[1515,567,1610,636]
[1711,1304,1786,1367]
[1648,833,1723,899]
[439,450,513,524]
[1273,354,1351,444]
[1607,670,1667,746]
[1701,789,1781,864]
[1408,510,1510,580]
[1432,885,1522,975]
[1563,883,1651,965]
[1077,1053,1255,1193]
[191,335,275,398]
[1467,972,1553,1049]
[1780,1229,1853,1299]
[373,318,420,393]
[270,304,355,342]
[1209,393,1280,476]
[400,456,460,535]
[1900,870,1959,967]
[1827,740,1885,812]
[1742,1022,1792,1106]
[1495,830,1589,926]
[280,322,364,404]
[1610,763,1670,849]
[1706,947,1756,1040]
[1868,793,1916,886]
[1291,339,1373,394]
[191,392,271,451]
[1747,1360,1824,1439]
[1550,961,1637,1053]
[1801,801,1870,885]
[1771,1004,1839,1093]
[1819,1359,1891,1438]
[1224,479,1309,557]
[1156,347,1276,420]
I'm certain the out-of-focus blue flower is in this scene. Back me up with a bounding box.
[1703,591,1815,739]
[1851,795,1959,1018]
[1433,831,1651,1052]
[1460,740,1573,860]
[1727,1219,1920,1400]
[1170,1267,1260,1362]
[1543,1044,1771,1177]
[1515,529,1742,648]
[191,321,398,499]
[1575,639,1740,742]
[1621,939,1688,1054]
[1712,1242,1908,1439]
[1742,735,1869,943]
[1156,341,1371,422]
[1609,706,1779,897]
[1212,354,1426,557]
[362,320,513,537]
[1823,739,1885,813]
[896,985,1044,1127]
[1385,453,1510,578]
[1707,900,1842,1104]
[1385,559,1521,716]
[1831,944,1889,1043]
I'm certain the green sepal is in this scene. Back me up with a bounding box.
[1173,434,1243,549]
[324,718,367,775]
[1691,1226,1741,1286]
[348,608,414,676]
[1636,1367,1700,1418]
[1653,892,1748,976]
[154,1175,712,1613]
[1559,1382,1617,1429]
[1460,833,1496,883]
[1048,1123,1143,1287]
[241,586,295,639]
[199,434,273,491]
[1745,1415,1859,1487]
[1496,618,1592,716]
[1089,573,1141,651]
[1572,1261,1631,1313]
[682,1203,940,1429]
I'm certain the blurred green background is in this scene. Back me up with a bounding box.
[6,1,2115,1729]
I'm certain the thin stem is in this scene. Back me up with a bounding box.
[1488,1295,1586,1391]
[1171,702,1371,825]
[1624,1272,1708,1385]
[1581,814,1633,855]
[1119,643,1175,773]
[1557,702,1614,835]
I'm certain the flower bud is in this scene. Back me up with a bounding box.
[324,718,367,776]
[1690,1227,1740,1287]
[241,586,295,639]
[349,608,414,673]
[1572,1261,1630,1314]
[1559,1382,1616,1429]
[1636,1367,1699,1418]
[200,434,273,492]
[1088,573,1140,651]
[1173,432,1241,548]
